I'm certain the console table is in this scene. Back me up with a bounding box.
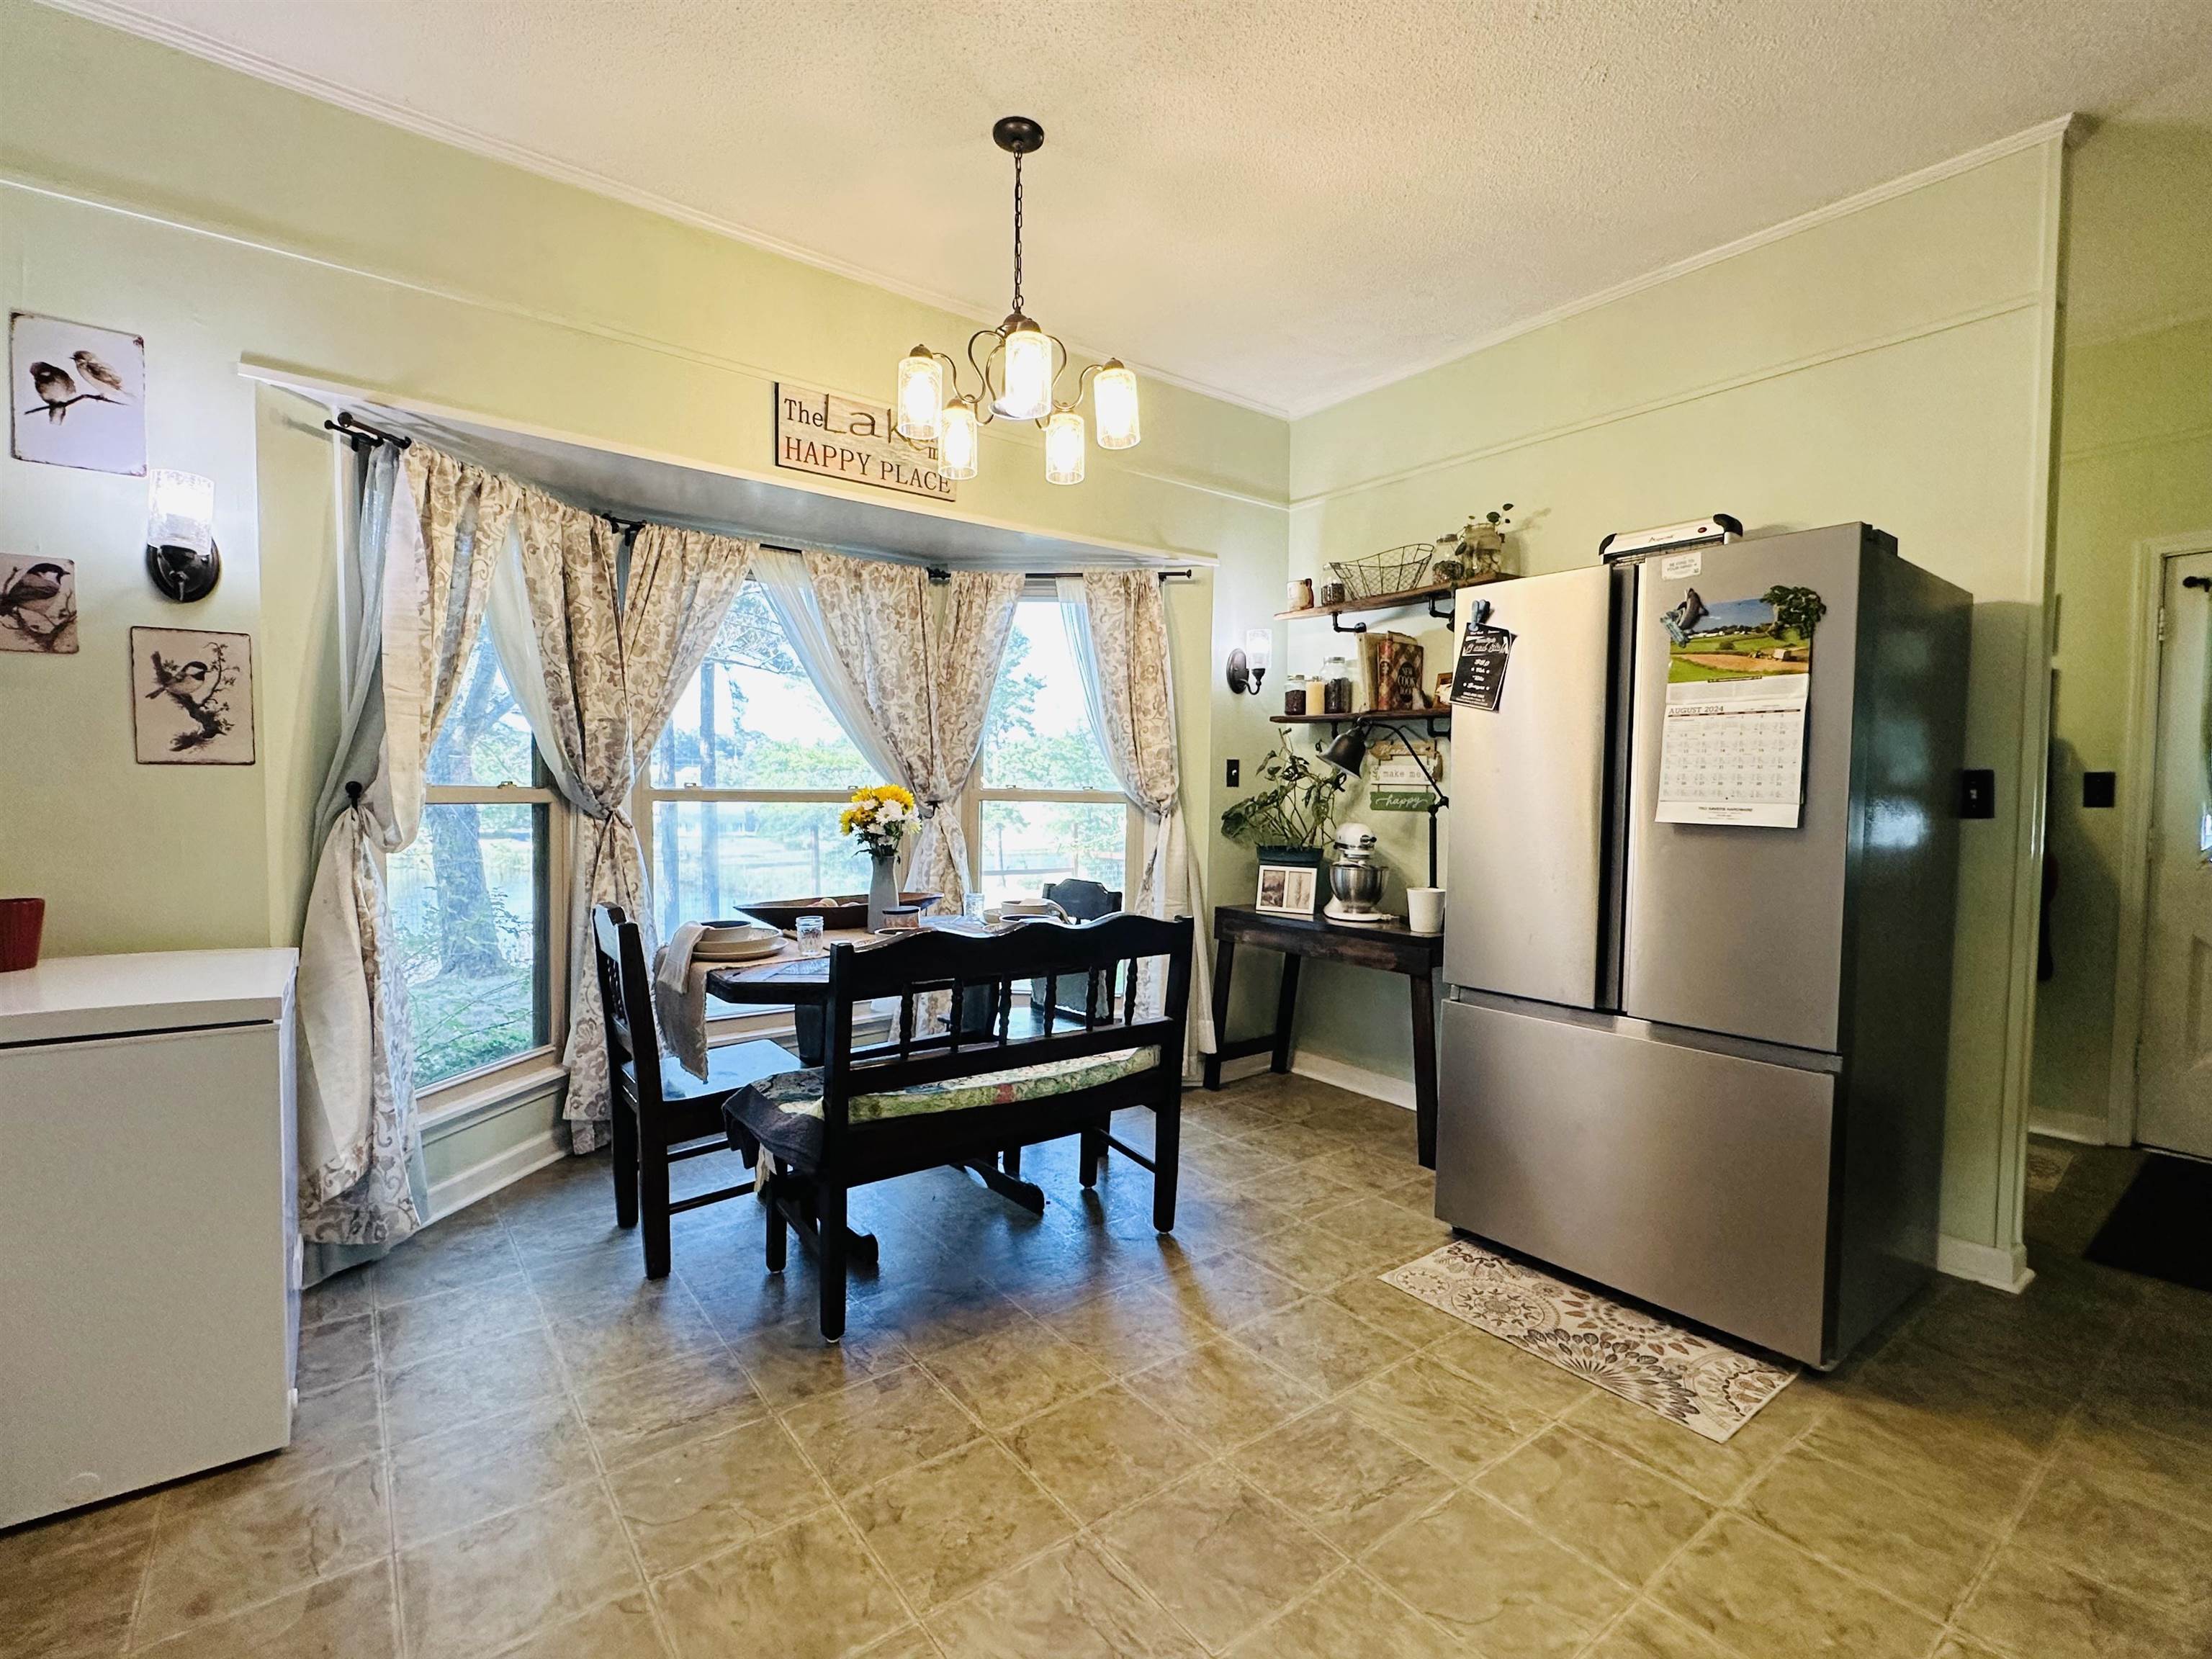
[1202,904,1444,1168]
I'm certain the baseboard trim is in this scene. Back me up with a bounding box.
[426,1125,567,1221]
[1205,1048,1419,1111]
[1292,1053,1415,1111]
[1937,1233,2035,1295]
[2028,1110,2110,1147]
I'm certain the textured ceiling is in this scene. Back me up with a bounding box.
[46,0,2212,415]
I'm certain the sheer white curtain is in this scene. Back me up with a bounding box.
[803,552,1020,907]
[490,504,755,1151]
[752,547,905,786]
[296,445,518,1283]
[1059,571,1214,1074]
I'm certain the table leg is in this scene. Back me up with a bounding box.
[1203,934,1237,1090]
[1410,971,1438,1170]
[1271,954,1301,1074]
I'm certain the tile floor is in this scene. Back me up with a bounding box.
[6,1086,2210,1659]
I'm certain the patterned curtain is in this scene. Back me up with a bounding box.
[804,552,1020,907]
[1064,570,1215,1074]
[503,503,755,1150]
[296,446,518,1283]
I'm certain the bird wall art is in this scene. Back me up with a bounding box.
[0,556,79,654]
[11,312,145,475]
[130,626,255,765]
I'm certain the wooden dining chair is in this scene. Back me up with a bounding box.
[591,904,794,1279]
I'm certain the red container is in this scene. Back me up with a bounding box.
[0,897,45,972]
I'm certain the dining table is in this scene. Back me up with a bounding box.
[702,914,1023,1066]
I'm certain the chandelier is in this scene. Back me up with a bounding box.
[896,116,1140,487]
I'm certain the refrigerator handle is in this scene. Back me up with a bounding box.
[1594,563,1638,1012]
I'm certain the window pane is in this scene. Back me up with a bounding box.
[653,799,878,935]
[651,582,876,790]
[427,624,536,786]
[390,802,547,1087]
[984,599,1119,791]
[979,799,1128,909]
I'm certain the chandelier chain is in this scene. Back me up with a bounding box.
[1011,151,1025,314]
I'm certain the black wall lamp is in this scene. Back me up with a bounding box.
[1226,628,1271,696]
[144,469,220,603]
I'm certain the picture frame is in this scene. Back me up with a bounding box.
[0,554,78,653]
[130,626,256,765]
[10,312,146,476]
[1255,859,1321,916]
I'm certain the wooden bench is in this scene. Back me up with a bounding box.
[723,913,1194,1341]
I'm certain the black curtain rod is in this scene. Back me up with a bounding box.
[929,563,1195,584]
[325,410,412,451]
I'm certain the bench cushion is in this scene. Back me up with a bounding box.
[765,1044,1159,1124]
[724,1044,1159,1171]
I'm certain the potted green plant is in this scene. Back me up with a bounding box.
[1220,745,1351,858]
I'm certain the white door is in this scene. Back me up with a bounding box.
[2140,549,2212,1157]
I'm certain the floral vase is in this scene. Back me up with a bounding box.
[867,851,897,932]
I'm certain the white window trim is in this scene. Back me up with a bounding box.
[413,775,570,1107]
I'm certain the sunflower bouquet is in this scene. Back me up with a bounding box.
[840,783,917,858]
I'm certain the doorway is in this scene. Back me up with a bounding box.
[2135,546,2212,1159]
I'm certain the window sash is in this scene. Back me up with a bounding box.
[413,777,567,1104]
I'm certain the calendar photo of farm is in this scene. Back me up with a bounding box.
[1660,585,1824,684]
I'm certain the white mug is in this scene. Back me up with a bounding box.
[1406,886,1446,935]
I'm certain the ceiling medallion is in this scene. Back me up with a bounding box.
[896,116,1139,487]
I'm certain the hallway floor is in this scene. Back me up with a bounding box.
[5,1089,2208,1659]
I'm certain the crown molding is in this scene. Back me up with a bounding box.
[30,0,1292,421]
[1285,113,2082,421]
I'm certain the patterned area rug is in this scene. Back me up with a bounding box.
[1381,1239,1796,1442]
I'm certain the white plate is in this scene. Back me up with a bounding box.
[690,932,785,962]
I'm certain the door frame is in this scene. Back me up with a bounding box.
[2106,529,2212,1146]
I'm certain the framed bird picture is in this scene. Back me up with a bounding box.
[130,626,255,765]
[0,555,78,653]
[11,313,146,476]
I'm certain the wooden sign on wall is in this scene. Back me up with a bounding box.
[774,382,957,502]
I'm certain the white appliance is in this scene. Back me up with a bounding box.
[0,949,300,1527]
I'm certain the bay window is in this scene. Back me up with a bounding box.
[388,620,565,1092]
[637,579,884,935]
[971,590,1139,908]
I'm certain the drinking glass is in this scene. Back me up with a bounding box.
[795,915,825,957]
[962,894,990,927]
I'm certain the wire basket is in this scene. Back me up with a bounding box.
[1330,543,1435,599]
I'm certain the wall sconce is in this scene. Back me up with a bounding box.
[145,469,220,603]
[1226,627,1271,696]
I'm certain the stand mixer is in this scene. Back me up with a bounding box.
[1324,822,1390,925]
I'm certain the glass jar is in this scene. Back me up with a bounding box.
[1283,675,1308,717]
[1322,655,1352,714]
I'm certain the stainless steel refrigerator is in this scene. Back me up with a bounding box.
[1437,522,1970,1368]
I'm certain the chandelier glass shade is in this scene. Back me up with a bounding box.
[894,117,1138,487]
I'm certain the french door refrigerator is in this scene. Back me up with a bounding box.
[1436,523,1970,1368]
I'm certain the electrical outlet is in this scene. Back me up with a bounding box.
[1226,758,1241,788]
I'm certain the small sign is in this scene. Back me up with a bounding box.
[1660,550,1703,579]
[1451,600,1514,711]
[774,382,957,501]
[1370,738,1442,811]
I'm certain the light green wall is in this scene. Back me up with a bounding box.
[0,0,1287,968]
[1265,137,2067,1254]
[2033,95,2212,1139]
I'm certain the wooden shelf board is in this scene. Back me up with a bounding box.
[1275,572,1504,621]
[1270,711,1449,726]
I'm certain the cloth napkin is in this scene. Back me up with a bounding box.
[652,920,714,1082]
